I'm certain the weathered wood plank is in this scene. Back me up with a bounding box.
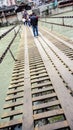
[30,73,48,80]
[1,109,23,119]
[35,37,73,129]
[30,70,46,76]
[11,79,24,85]
[22,27,34,130]
[31,82,52,89]
[12,72,24,77]
[12,69,24,74]
[33,109,63,120]
[0,118,22,128]
[31,77,50,83]
[29,61,43,67]
[4,101,23,109]
[12,76,24,81]
[9,83,24,89]
[5,93,24,101]
[7,88,24,95]
[29,60,42,65]
[32,86,54,94]
[34,121,69,130]
[33,100,60,111]
[32,93,56,102]
[30,67,46,73]
[30,64,45,70]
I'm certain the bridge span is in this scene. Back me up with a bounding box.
[0,22,73,130]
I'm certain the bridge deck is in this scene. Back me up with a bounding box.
[0,25,73,130]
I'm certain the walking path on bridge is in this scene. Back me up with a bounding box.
[0,24,73,130]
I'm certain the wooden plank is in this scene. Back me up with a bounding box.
[7,88,24,95]
[35,37,73,129]
[12,76,24,81]
[29,60,42,64]
[1,109,23,119]
[4,101,23,109]
[0,118,22,129]
[22,27,34,130]
[38,35,73,92]
[12,72,24,77]
[32,93,56,102]
[14,60,24,64]
[13,68,24,72]
[13,66,24,70]
[32,86,54,94]
[33,100,60,111]
[29,62,43,67]
[31,74,48,80]
[40,27,73,72]
[14,64,24,67]
[12,69,24,74]
[30,67,45,73]
[31,77,50,83]
[34,121,69,130]
[9,83,24,89]
[31,82,52,89]
[30,70,46,76]
[11,79,24,85]
[5,93,24,101]
[30,64,45,69]
[33,109,63,120]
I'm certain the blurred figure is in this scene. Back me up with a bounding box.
[30,12,38,37]
[23,10,28,25]
[28,15,31,26]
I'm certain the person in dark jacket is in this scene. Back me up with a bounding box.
[30,12,38,37]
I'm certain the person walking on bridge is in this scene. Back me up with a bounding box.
[30,12,38,37]
[23,10,28,25]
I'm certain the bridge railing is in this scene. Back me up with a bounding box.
[0,25,21,63]
[39,16,73,40]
